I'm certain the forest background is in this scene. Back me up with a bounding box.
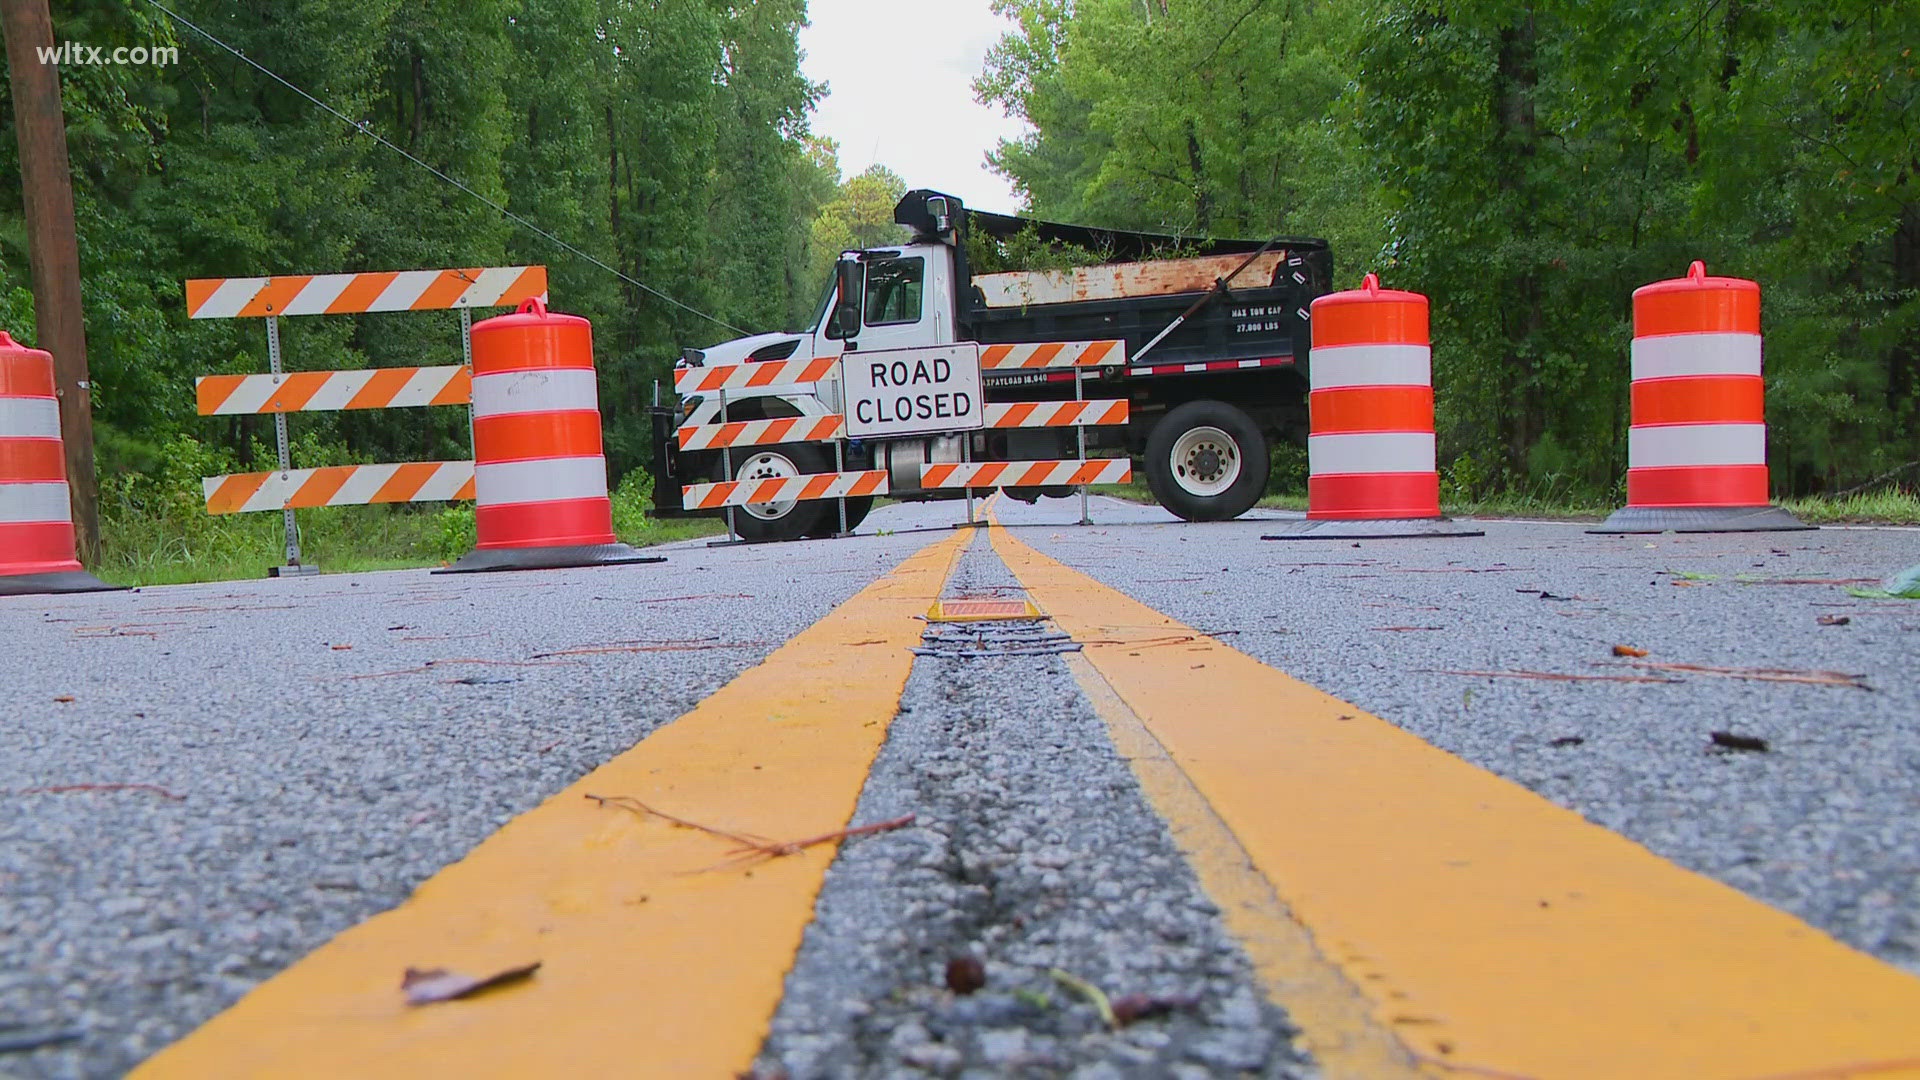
[2,0,1914,577]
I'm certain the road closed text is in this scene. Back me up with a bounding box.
[844,344,985,438]
[857,357,973,426]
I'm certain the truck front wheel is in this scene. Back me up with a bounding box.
[1145,400,1269,522]
[727,443,829,542]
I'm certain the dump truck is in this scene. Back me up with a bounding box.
[650,190,1332,540]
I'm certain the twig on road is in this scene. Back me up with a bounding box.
[1624,661,1871,690]
[585,794,915,870]
[1421,668,1684,685]
[13,783,184,801]
[342,658,584,680]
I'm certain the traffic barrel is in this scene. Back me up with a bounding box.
[437,299,664,572]
[1591,262,1808,533]
[0,331,121,595]
[1264,274,1480,540]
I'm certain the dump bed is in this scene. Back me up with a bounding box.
[959,246,1328,371]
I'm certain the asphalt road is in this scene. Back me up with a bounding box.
[4,494,1918,1078]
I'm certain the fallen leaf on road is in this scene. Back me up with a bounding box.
[329,644,353,651]
[52,695,74,703]
[1548,736,1586,748]
[1846,564,1920,600]
[1049,968,1116,1028]
[1611,645,1650,658]
[945,956,986,995]
[401,962,540,1006]
[1817,615,1852,626]
[1709,731,1769,753]
[1109,992,1196,1026]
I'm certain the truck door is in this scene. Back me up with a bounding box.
[831,254,932,356]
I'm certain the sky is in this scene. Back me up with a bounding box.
[797,0,1033,216]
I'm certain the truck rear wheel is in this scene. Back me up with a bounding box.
[727,444,828,542]
[1145,400,1269,522]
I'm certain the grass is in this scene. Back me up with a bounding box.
[91,473,723,587]
[1095,480,1919,525]
[1778,490,1920,525]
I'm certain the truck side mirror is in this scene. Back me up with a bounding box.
[832,259,863,338]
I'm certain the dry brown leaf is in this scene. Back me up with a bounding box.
[401,961,540,1006]
[1611,645,1650,658]
[52,695,75,703]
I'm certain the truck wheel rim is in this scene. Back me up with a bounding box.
[736,451,800,520]
[1171,426,1241,497]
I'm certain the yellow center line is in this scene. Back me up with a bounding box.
[135,529,972,1079]
[990,521,1920,1080]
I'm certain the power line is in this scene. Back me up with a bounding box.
[138,0,749,337]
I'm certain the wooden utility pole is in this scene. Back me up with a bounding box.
[1,0,99,559]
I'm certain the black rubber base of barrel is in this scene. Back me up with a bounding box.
[1262,517,1485,541]
[0,569,126,596]
[433,543,667,574]
[1588,505,1813,534]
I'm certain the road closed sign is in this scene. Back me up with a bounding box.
[842,343,985,439]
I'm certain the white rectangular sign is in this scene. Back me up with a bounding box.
[842,343,984,438]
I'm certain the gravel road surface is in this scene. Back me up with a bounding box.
[994,495,1920,971]
[755,532,1307,1079]
[7,490,1916,1079]
[0,527,947,1079]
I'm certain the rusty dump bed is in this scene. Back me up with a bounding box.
[974,252,1289,308]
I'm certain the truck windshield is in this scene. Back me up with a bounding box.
[809,274,837,334]
[863,257,924,326]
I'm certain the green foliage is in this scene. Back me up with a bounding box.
[432,504,476,564]
[2,0,850,551]
[964,221,1110,275]
[609,468,656,542]
[979,0,1920,499]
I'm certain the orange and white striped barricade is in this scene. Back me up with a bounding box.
[975,340,1128,526]
[673,356,881,542]
[921,459,1132,489]
[439,298,662,572]
[186,266,548,575]
[1264,274,1480,540]
[0,331,122,595]
[1592,262,1808,533]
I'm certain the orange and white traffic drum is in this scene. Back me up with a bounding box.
[1,331,120,595]
[1592,262,1807,533]
[438,299,665,572]
[1265,274,1479,540]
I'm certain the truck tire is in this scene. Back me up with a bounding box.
[804,496,873,537]
[1145,400,1269,522]
[727,443,828,542]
